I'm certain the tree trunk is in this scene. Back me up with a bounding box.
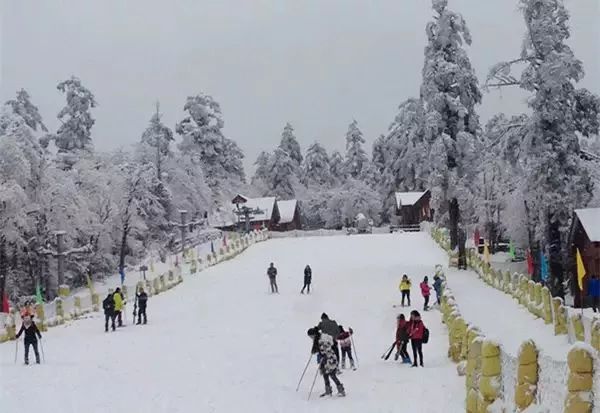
[524,200,539,280]
[449,198,460,250]
[118,222,129,276]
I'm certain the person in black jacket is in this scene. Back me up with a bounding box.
[301,265,312,294]
[318,313,341,365]
[267,263,278,293]
[15,315,42,365]
[136,287,148,325]
[103,292,116,332]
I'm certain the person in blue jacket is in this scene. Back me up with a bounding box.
[588,273,600,313]
[433,274,443,306]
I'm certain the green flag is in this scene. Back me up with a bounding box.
[35,281,43,305]
[509,241,516,261]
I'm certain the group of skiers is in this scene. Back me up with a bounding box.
[394,310,428,367]
[102,286,148,332]
[399,273,443,311]
[266,263,313,295]
[305,312,356,397]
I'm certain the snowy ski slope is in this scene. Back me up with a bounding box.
[0,233,464,413]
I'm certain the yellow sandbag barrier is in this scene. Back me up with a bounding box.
[564,345,594,413]
[570,314,585,342]
[466,336,483,413]
[552,298,568,336]
[515,340,538,411]
[541,286,553,325]
[58,285,70,297]
[591,320,600,352]
[479,340,501,412]
[36,304,47,332]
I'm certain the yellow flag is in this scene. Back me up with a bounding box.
[483,242,490,265]
[576,248,586,290]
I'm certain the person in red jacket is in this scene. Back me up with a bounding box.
[394,314,411,364]
[336,325,355,370]
[420,276,431,311]
[408,310,426,367]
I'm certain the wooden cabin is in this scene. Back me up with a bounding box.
[394,190,432,229]
[568,208,600,307]
[273,199,301,231]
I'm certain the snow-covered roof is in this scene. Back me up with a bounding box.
[395,191,428,208]
[575,208,600,242]
[243,197,277,222]
[277,200,297,224]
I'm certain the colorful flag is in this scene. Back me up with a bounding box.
[474,228,480,248]
[1,291,9,313]
[483,242,490,265]
[540,251,549,281]
[526,249,534,275]
[576,248,586,290]
[120,269,125,285]
[509,242,516,261]
[35,281,43,305]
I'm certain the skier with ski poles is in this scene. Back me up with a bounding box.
[136,286,148,325]
[394,314,411,364]
[317,313,341,365]
[307,326,346,398]
[15,314,42,365]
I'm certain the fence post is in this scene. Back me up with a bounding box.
[564,346,594,413]
[479,339,502,412]
[515,340,538,412]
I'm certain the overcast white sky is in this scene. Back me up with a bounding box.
[1,0,598,171]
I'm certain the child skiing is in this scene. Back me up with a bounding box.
[307,326,346,397]
[420,276,431,311]
[336,326,355,370]
[399,274,411,307]
[103,292,116,332]
[267,263,279,293]
[15,315,42,365]
[408,310,427,367]
[301,265,312,294]
[394,314,411,364]
[136,287,148,325]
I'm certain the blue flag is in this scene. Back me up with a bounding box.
[540,251,549,281]
[120,269,125,285]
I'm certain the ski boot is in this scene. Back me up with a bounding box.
[403,356,412,364]
[394,351,400,361]
[341,360,346,370]
[319,385,332,398]
[350,361,356,371]
[337,384,346,397]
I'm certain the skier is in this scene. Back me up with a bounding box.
[318,313,341,364]
[15,314,42,365]
[307,327,346,397]
[267,263,278,293]
[433,274,443,306]
[113,287,124,326]
[588,273,600,312]
[103,292,116,332]
[136,287,148,325]
[399,274,411,307]
[420,276,431,311]
[301,265,312,294]
[20,301,35,319]
[394,314,411,364]
[408,310,426,367]
[336,325,355,370]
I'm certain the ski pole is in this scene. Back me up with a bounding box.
[14,337,19,364]
[296,353,313,392]
[351,335,359,368]
[39,338,45,363]
[307,366,319,401]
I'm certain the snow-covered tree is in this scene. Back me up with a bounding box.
[279,123,303,168]
[141,103,174,181]
[420,0,482,248]
[324,179,382,229]
[5,89,47,133]
[302,142,332,187]
[344,120,369,179]
[329,150,345,182]
[266,147,297,199]
[176,93,245,191]
[486,0,600,296]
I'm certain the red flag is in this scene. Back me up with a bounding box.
[474,228,480,248]
[526,249,534,275]
[1,291,9,313]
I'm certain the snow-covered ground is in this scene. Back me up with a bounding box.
[0,233,464,413]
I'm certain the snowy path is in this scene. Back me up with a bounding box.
[444,266,571,360]
[0,233,464,413]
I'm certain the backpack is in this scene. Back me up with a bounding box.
[422,327,430,344]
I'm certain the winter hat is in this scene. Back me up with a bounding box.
[321,313,329,320]
[307,327,318,337]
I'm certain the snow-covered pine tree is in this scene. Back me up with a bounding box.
[5,89,47,133]
[302,142,332,187]
[329,150,345,183]
[266,147,297,199]
[486,0,600,296]
[48,77,97,169]
[420,0,482,249]
[344,120,369,180]
[279,123,303,169]
[141,102,174,181]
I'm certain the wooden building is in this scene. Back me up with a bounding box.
[273,199,301,231]
[568,208,600,307]
[394,190,432,229]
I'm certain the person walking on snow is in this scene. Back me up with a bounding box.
[420,276,431,311]
[15,315,42,365]
[103,292,116,332]
[113,287,125,326]
[394,314,411,364]
[301,265,312,294]
[408,310,426,367]
[433,274,443,306]
[399,274,411,307]
[336,325,355,370]
[588,273,600,312]
[318,313,341,364]
[136,287,148,324]
[307,327,346,397]
[267,263,279,293]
